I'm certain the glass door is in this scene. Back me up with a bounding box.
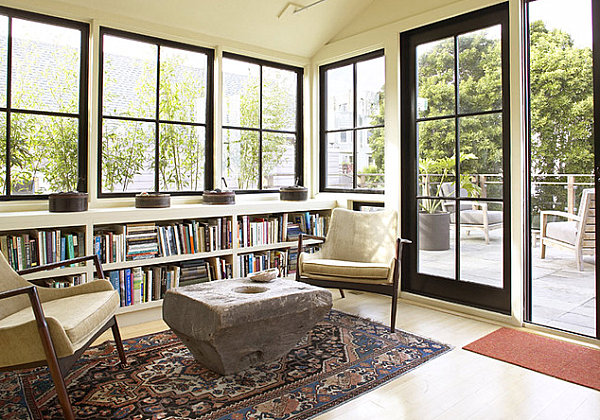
[526,0,598,338]
[400,4,511,313]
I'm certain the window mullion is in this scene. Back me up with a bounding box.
[154,45,161,192]
[5,16,11,197]
[258,65,263,190]
[352,62,358,190]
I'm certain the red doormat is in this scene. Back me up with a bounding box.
[464,327,600,391]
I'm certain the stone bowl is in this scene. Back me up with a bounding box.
[248,268,279,283]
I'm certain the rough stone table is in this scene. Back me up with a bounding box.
[162,278,332,374]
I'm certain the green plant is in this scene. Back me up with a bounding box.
[419,153,480,213]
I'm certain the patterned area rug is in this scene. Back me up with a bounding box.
[1,310,451,419]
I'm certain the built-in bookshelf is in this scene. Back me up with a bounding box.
[0,199,335,324]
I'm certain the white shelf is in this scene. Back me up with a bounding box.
[21,266,89,281]
[116,299,163,314]
[101,249,234,271]
[237,238,323,253]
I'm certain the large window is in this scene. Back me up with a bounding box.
[0,7,88,199]
[221,52,303,192]
[99,28,214,196]
[319,50,385,192]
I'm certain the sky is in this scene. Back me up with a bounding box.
[529,0,592,48]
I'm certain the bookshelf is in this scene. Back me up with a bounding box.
[0,199,335,325]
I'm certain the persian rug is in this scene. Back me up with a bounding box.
[464,327,600,391]
[1,310,451,419]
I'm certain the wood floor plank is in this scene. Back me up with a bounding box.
[92,291,599,419]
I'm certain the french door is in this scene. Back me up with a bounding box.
[525,0,599,339]
[400,3,511,313]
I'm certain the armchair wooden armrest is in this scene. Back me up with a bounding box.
[540,210,581,222]
[17,255,105,279]
[297,233,327,254]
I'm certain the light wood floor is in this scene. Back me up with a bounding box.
[95,291,600,420]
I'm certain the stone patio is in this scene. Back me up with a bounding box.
[419,226,596,337]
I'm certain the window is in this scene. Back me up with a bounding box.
[320,50,385,192]
[99,28,214,196]
[221,52,303,192]
[0,7,88,199]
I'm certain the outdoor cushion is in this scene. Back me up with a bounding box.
[459,209,503,225]
[301,258,390,280]
[545,221,578,245]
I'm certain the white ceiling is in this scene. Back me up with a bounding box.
[53,0,380,57]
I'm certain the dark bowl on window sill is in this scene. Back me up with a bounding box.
[135,193,171,208]
[279,185,308,201]
[203,189,235,205]
[49,192,88,212]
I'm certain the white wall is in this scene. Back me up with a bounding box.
[310,0,526,324]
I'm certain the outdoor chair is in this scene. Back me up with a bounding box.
[0,254,126,420]
[295,208,410,332]
[540,188,595,271]
[440,182,503,244]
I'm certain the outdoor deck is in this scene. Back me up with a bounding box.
[419,226,596,337]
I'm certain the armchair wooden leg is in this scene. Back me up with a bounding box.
[110,317,127,366]
[339,289,345,299]
[29,291,75,420]
[391,292,398,333]
[540,241,546,259]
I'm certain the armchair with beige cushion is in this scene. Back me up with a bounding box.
[540,188,595,271]
[0,253,126,420]
[296,208,410,332]
[440,182,503,244]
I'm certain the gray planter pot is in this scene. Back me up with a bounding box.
[419,212,450,251]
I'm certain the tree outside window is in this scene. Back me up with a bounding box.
[0,9,88,198]
[221,53,302,191]
[320,50,385,192]
[99,28,213,195]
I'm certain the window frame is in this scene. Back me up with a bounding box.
[221,51,304,194]
[319,49,385,194]
[97,26,215,198]
[0,6,89,201]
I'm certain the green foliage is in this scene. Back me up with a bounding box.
[419,154,479,213]
[7,44,80,194]
[367,88,385,174]
[416,21,593,219]
[223,72,292,190]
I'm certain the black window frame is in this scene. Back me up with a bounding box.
[98,27,215,198]
[221,51,304,194]
[0,6,89,201]
[319,49,385,194]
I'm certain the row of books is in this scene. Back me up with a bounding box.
[106,258,233,307]
[0,230,84,271]
[179,258,232,285]
[94,218,234,264]
[238,212,329,247]
[157,218,232,257]
[107,265,180,307]
[238,250,291,278]
[36,274,87,288]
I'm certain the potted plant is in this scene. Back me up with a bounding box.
[418,154,480,251]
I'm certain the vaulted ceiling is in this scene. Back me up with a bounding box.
[46,0,456,57]
[53,0,375,57]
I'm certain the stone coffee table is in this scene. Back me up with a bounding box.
[162,278,332,374]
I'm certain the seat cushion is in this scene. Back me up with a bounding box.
[302,258,390,281]
[545,221,578,245]
[459,210,503,225]
[0,290,118,347]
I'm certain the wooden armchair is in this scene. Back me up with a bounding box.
[296,208,410,332]
[440,182,502,244]
[540,188,595,271]
[0,253,126,420]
